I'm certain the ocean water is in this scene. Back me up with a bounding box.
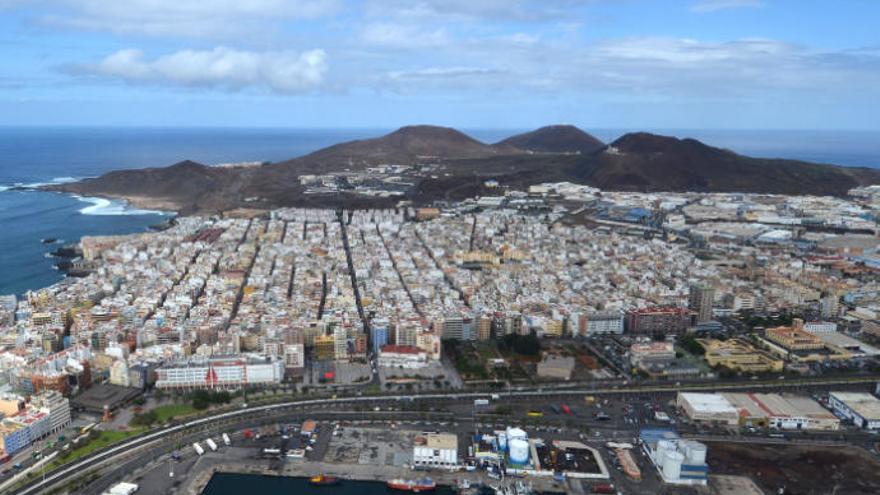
[200,473,456,495]
[1,126,879,297]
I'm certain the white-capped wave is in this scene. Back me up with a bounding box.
[13,176,83,189]
[75,196,169,216]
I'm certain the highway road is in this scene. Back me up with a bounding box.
[9,373,880,495]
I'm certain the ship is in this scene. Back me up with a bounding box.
[309,474,341,486]
[387,477,437,492]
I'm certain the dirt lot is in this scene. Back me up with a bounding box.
[706,442,880,495]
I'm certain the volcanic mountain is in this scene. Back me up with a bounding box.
[496,125,606,155]
[579,132,879,196]
[46,126,880,213]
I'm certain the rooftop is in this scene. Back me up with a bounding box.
[831,392,880,420]
[680,392,738,414]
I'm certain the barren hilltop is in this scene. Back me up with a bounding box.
[46,125,880,214]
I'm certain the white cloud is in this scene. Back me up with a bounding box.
[361,23,451,48]
[41,0,341,37]
[77,47,328,94]
[691,0,764,13]
[388,66,505,80]
[365,0,594,22]
[369,35,880,99]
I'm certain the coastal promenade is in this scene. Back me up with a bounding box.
[8,373,880,495]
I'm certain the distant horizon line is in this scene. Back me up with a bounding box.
[1,124,879,133]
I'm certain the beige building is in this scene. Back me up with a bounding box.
[699,338,784,373]
[537,354,575,380]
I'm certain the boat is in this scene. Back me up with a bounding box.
[310,474,341,486]
[387,477,436,492]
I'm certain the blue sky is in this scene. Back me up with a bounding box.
[0,0,878,129]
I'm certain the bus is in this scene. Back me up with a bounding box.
[526,410,544,417]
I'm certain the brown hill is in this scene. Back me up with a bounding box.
[496,125,606,155]
[45,127,880,213]
[48,160,246,213]
[579,132,878,195]
[278,125,520,171]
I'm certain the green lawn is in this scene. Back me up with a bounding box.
[151,402,197,423]
[47,429,144,471]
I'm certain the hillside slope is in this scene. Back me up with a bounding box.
[496,125,606,155]
[46,127,880,213]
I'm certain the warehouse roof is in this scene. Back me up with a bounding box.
[679,393,738,415]
[831,392,880,421]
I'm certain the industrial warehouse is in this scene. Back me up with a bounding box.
[677,392,841,430]
[827,392,880,430]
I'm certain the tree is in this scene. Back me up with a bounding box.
[500,332,540,356]
[191,390,211,410]
[130,410,159,427]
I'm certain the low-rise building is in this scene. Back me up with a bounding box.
[676,393,739,426]
[413,432,458,469]
[536,354,575,380]
[828,392,880,430]
[678,392,839,431]
[765,325,824,351]
[724,393,839,431]
[377,345,429,369]
[155,356,284,389]
[630,342,676,371]
[698,338,784,373]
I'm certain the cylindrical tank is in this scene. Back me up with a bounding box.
[498,432,508,450]
[506,427,527,441]
[655,440,674,467]
[662,451,684,480]
[685,442,707,465]
[508,439,530,465]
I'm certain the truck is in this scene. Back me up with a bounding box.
[192,442,205,456]
[205,438,218,452]
[474,399,490,407]
[222,433,231,446]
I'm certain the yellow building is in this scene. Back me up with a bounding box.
[543,319,564,338]
[698,338,784,373]
[314,335,336,361]
[760,324,851,363]
[765,326,824,351]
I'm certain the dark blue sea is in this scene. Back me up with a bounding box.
[1,127,879,296]
[200,473,456,495]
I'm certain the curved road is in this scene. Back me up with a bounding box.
[11,374,880,495]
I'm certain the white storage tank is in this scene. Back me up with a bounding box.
[498,432,508,450]
[655,439,674,467]
[662,451,684,481]
[506,427,527,441]
[685,441,707,465]
[508,438,530,465]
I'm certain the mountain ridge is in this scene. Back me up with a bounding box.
[45,125,880,213]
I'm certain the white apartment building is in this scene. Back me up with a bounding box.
[155,356,284,389]
[31,391,71,434]
[585,311,624,335]
[378,345,429,369]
